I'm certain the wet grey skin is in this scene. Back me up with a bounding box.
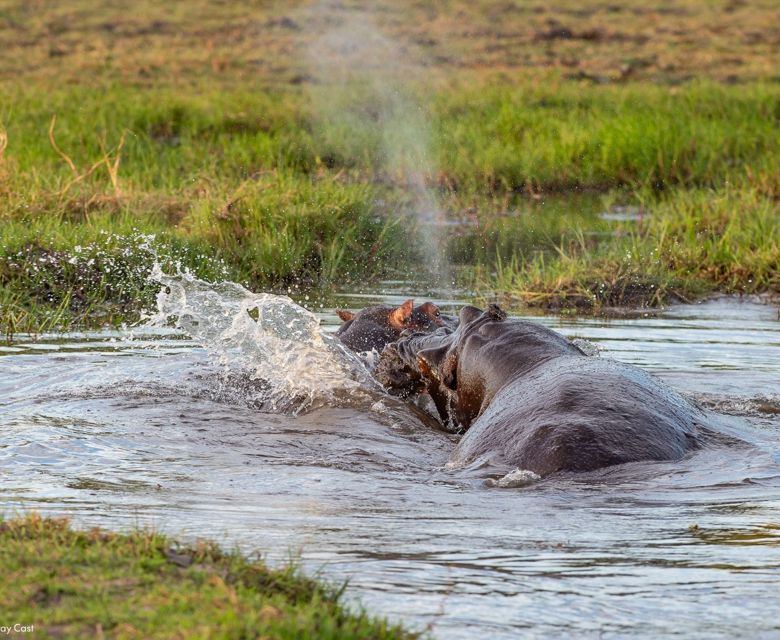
[376,304,705,477]
[335,299,454,353]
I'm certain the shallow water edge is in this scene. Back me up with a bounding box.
[1,294,779,639]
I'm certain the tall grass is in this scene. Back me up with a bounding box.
[1,79,778,329]
[2,81,778,197]
[477,185,780,310]
[433,80,779,193]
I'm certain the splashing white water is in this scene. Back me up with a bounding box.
[144,263,379,413]
[485,469,541,489]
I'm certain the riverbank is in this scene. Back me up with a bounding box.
[0,514,417,639]
[1,0,778,333]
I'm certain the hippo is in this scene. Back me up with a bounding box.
[375,304,704,477]
[335,299,446,352]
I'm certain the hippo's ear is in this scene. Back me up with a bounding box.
[486,303,507,321]
[418,301,443,326]
[336,309,355,323]
[458,305,483,325]
[389,299,414,329]
[418,301,438,316]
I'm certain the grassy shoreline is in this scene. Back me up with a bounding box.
[0,513,418,639]
[1,0,779,332]
[2,86,777,332]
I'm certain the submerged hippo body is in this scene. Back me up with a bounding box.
[335,299,445,353]
[378,305,703,476]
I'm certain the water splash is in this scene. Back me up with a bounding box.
[144,263,379,414]
[485,468,541,489]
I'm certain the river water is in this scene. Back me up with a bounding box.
[1,278,779,639]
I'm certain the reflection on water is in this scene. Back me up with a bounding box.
[1,294,779,639]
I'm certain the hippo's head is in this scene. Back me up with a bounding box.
[335,299,446,353]
[381,303,583,430]
[376,304,510,430]
[414,305,508,425]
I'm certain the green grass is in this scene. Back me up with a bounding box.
[1,1,779,332]
[473,185,780,310]
[432,81,780,194]
[3,82,778,195]
[0,513,418,639]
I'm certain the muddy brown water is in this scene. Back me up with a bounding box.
[2,288,779,639]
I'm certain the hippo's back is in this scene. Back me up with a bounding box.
[451,355,703,476]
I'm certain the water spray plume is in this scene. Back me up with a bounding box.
[305,0,451,288]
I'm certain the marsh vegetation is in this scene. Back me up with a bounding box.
[1,0,778,326]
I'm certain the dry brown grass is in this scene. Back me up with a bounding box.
[1,0,778,87]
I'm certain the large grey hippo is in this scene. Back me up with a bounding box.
[375,304,704,477]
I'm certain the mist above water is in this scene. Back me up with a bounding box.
[305,1,450,285]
